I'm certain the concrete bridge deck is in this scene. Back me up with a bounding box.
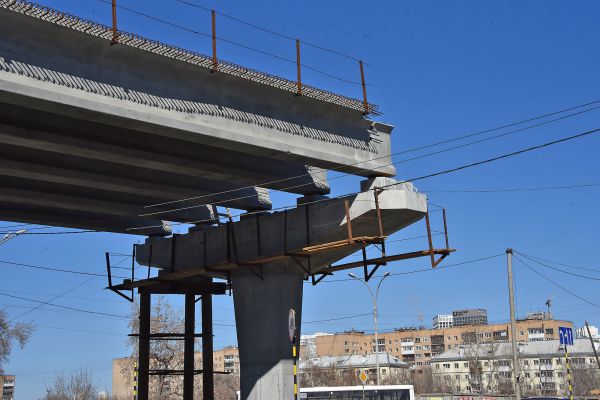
[0,0,396,234]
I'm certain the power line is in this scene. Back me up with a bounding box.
[131,126,600,231]
[514,251,600,281]
[514,255,600,310]
[0,290,130,320]
[174,0,369,64]
[379,127,600,190]
[98,0,364,85]
[515,251,600,273]
[0,259,129,279]
[144,99,600,209]
[423,182,600,194]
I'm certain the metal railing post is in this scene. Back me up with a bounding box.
[359,60,368,114]
[211,10,218,72]
[111,0,118,44]
[296,39,302,96]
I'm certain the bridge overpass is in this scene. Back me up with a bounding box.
[0,1,453,399]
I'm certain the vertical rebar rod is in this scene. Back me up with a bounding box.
[424,211,435,267]
[111,0,118,44]
[296,39,302,96]
[183,294,195,400]
[442,209,450,249]
[359,60,368,114]
[211,10,218,72]
[138,292,151,400]
[344,200,354,244]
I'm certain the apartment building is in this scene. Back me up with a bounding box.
[434,315,454,329]
[453,309,488,326]
[0,375,15,400]
[430,339,599,396]
[311,319,573,370]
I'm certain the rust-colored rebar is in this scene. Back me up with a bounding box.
[359,60,368,114]
[211,10,218,72]
[111,0,118,45]
[296,39,302,96]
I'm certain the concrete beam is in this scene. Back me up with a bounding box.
[0,112,327,197]
[135,181,427,278]
[0,206,170,236]
[0,157,271,212]
[0,6,395,177]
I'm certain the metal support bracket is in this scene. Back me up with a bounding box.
[311,271,333,286]
[105,252,133,302]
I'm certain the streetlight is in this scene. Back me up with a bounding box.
[0,229,27,246]
[348,271,391,386]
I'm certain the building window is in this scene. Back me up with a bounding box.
[525,373,530,378]
[443,363,450,369]
[546,328,554,335]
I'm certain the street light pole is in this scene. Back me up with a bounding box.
[349,272,391,386]
[0,229,26,246]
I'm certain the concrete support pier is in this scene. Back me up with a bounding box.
[231,261,304,400]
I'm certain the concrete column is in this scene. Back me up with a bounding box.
[232,261,304,400]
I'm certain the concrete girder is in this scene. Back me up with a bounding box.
[134,183,427,280]
[0,6,395,177]
[0,181,224,225]
[0,118,327,197]
[0,157,271,212]
[0,205,170,236]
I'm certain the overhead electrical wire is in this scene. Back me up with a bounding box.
[0,259,129,279]
[130,126,600,231]
[173,0,369,64]
[514,251,600,281]
[514,251,600,273]
[144,99,600,209]
[97,0,365,85]
[423,182,600,194]
[0,289,130,320]
[513,255,600,310]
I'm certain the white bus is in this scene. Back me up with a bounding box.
[299,385,415,400]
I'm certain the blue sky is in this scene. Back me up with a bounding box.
[2,0,600,398]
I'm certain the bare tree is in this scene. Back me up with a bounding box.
[44,368,99,400]
[122,296,186,400]
[213,373,239,400]
[412,368,436,394]
[0,307,34,373]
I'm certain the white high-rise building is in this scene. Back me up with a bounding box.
[433,314,453,329]
[576,325,599,339]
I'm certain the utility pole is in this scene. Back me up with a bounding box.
[506,249,521,400]
[585,321,600,369]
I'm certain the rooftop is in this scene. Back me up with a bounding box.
[300,352,409,370]
[431,339,600,362]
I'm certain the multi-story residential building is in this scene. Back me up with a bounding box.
[576,325,599,339]
[453,309,488,326]
[433,315,454,329]
[0,375,15,400]
[300,332,334,359]
[312,319,573,371]
[430,339,599,396]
